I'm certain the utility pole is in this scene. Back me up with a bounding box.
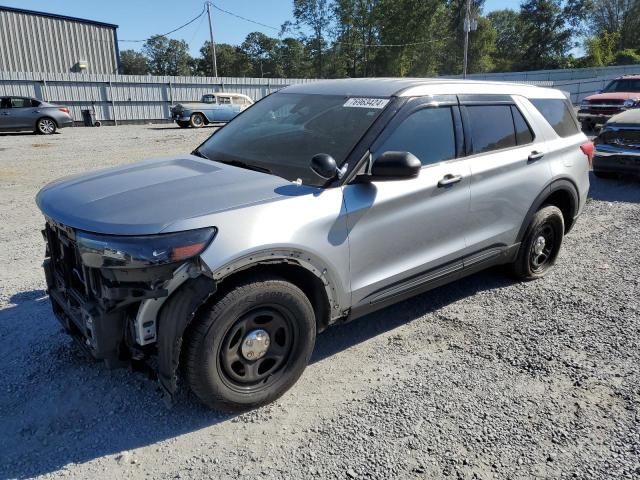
[206,1,218,77]
[462,0,471,79]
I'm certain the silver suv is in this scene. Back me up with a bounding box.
[36,79,591,410]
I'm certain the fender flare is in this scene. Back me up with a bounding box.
[208,249,345,320]
[516,178,580,243]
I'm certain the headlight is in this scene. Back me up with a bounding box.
[76,227,216,268]
[623,98,639,108]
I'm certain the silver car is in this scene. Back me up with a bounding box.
[36,79,591,410]
[170,92,253,128]
[0,96,73,134]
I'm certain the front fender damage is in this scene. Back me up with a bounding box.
[156,276,216,406]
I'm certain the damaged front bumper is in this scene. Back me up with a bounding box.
[42,220,216,402]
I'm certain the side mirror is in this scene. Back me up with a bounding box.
[310,153,338,179]
[369,151,421,181]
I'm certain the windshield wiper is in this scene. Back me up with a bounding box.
[217,159,273,175]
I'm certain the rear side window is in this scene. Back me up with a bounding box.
[466,105,516,154]
[511,106,534,145]
[10,98,30,108]
[31,99,41,107]
[530,98,580,137]
[218,96,232,105]
[378,107,456,166]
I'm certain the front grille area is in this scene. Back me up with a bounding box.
[600,129,640,149]
[589,99,624,106]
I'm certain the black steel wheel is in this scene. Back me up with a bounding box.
[511,205,564,280]
[184,276,315,410]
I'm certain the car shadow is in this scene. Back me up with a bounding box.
[588,171,640,203]
[0,268,512,479]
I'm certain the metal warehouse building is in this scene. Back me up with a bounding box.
[0,6,120,74]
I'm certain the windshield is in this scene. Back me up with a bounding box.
[196,92,388,186]
[603,79,640,93]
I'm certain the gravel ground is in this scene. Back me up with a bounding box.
[1,125,639,480]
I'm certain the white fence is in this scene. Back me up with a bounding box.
[1,64,639,123]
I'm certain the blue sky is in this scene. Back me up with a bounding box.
[1,0,519,55]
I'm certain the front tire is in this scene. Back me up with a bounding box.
[36,117,57,135]
[184,276,316,411]
[511,205,564,280]
[189,113,205,128]
[176,121,190,128]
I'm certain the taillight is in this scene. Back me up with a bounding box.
[580,141,594,166]
[58,107,70,114]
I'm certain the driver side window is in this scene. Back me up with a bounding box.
[378,107,456,167]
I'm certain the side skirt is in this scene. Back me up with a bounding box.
[346,243,520,322]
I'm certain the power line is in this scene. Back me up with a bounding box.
[119,7,206,43]
[211,3,279,31]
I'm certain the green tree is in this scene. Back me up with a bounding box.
[276,38,313,77]
[487,9,522,72]
[143,35,195,76]
[285,0,334,77]
[584,30,620,65]
[517,0,582,70]
[240,32,280,77]
[442,0,496,75]
[373,0,449,77]
[119,49,149,75]
[198,42,250,77]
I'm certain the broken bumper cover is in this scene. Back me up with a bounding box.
[42,220,217,400]
[593,144,640,175]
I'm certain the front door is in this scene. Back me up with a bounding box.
[0,97,12,128]
[344,100,471,307]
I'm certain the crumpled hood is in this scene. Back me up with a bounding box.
[584,92,640,102]
[606,108,640,126]
[36,155,292,235]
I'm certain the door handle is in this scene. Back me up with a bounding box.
[528,151,545,162]
[437,174,463,187]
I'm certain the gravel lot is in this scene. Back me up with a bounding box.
[1,125,639,480]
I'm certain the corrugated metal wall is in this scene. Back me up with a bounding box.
[0,71,318,123]
[0,65,636,123]
[0,9,118,74]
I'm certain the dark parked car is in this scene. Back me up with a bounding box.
[578,75,640,131]
[0,96,73,134]
[593,108,640,178]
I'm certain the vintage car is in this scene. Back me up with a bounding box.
[578,75,640,131]
[170,92,253,128]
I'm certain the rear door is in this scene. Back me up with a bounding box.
[213,95,235,122]
[460,95,552,260]
[345,97,471,307]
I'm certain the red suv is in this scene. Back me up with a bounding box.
[578,75,640,131]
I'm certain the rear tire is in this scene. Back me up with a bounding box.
[184,276,316,411]
[189,113,205,128]
[511,205,564,280]
[36,117,57,135]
